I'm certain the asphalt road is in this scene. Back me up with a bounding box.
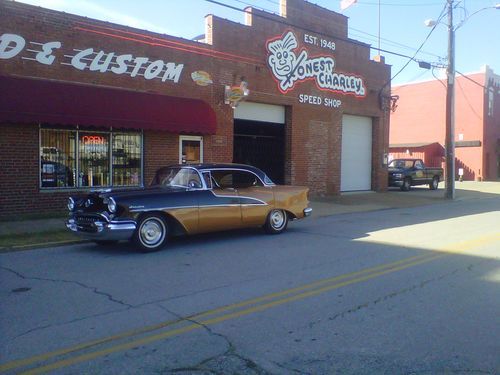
[1,196,499,374]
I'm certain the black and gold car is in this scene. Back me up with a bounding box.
[66,164,312,252]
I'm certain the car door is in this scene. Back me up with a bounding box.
[197,170,242,233]
[232,170,274,226]
[414,160,425,183]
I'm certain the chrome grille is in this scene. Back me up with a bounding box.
[75,215,101,224]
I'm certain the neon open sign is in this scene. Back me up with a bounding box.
[82,135,106,145]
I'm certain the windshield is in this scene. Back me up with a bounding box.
[389,160,414,169]
[152,167,202,188]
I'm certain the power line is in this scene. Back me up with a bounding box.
[227,0,445,60]
[348,28,444,59]
[432,66,448,89]
[358,1,445,6]
[384,1,448,86]
[456,77,483,120]
[205,0,434,62]
[456,70,486,88]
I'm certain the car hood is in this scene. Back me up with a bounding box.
[71,186,188,213]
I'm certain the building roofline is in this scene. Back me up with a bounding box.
[393,66,494,89]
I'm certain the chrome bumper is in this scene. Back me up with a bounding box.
[303,207,313,217]
[66,218,137,241]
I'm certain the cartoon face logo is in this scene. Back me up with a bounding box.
[267,31,298,78]
[266,30,366,97]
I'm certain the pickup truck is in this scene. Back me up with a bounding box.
[388,158,443,191]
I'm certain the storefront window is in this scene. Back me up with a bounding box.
[113,133,142,186]
[40,129,76,188]
[79,132,110,187]
[40,128,142,189]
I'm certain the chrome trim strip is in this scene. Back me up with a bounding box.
[129,192,267,212]
[129,204,248,212]
[210,190,268,205]
[129,205,198,212]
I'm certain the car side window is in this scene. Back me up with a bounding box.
[415,161,424,169]
[155,168,202,188]
[201,171,212,189]
[233,171,262,188]
[211,170,262,189]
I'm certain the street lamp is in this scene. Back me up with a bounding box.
[425,2,499,200]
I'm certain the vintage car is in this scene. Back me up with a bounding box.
[66,164,312,252]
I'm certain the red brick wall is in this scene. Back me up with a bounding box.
[0,0,390,218]
[0,123,71,217]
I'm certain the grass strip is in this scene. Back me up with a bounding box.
[0,229,79,250]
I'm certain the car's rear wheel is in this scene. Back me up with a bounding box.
[264,209,288,234]
[429,176,439,190]
[401,177,412,191]
[134,214,168,252]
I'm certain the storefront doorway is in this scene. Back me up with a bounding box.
[233,103,285,184]
[179,135,203,164]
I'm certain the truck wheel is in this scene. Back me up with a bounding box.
[401,177,411,191]
[429,176,439,190]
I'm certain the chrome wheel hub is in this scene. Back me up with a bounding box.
[271,210,285,229]
[140,219,164,246]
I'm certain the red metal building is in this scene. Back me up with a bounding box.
[389,66,500,181]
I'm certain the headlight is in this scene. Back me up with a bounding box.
[67,197,75,211]
[393,173,403,179]
[108,197,117,213]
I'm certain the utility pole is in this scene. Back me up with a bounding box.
[445,0,455,199]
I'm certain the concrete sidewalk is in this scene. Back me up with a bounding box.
[1,181,498,237]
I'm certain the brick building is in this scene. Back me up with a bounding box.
[390,66,500,181]
[0,0,391,219]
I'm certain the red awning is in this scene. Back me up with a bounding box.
[0,75,216,134]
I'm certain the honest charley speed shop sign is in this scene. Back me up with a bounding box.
[0,33,184,84]
[266,31,366,108]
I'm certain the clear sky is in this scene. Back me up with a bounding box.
[12,0,500,86]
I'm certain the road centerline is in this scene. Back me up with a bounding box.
[2,232,498,374]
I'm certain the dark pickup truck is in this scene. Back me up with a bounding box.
[388,158,443,191]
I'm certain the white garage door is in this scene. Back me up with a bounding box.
[234,102,285,123]
[341,115,372,191]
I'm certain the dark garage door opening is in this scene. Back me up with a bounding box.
[233,119,284,184]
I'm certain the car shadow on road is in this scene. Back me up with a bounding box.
[78,227,266,256]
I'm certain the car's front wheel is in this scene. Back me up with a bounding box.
[264,209,288,234]
[134,214,168,252]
